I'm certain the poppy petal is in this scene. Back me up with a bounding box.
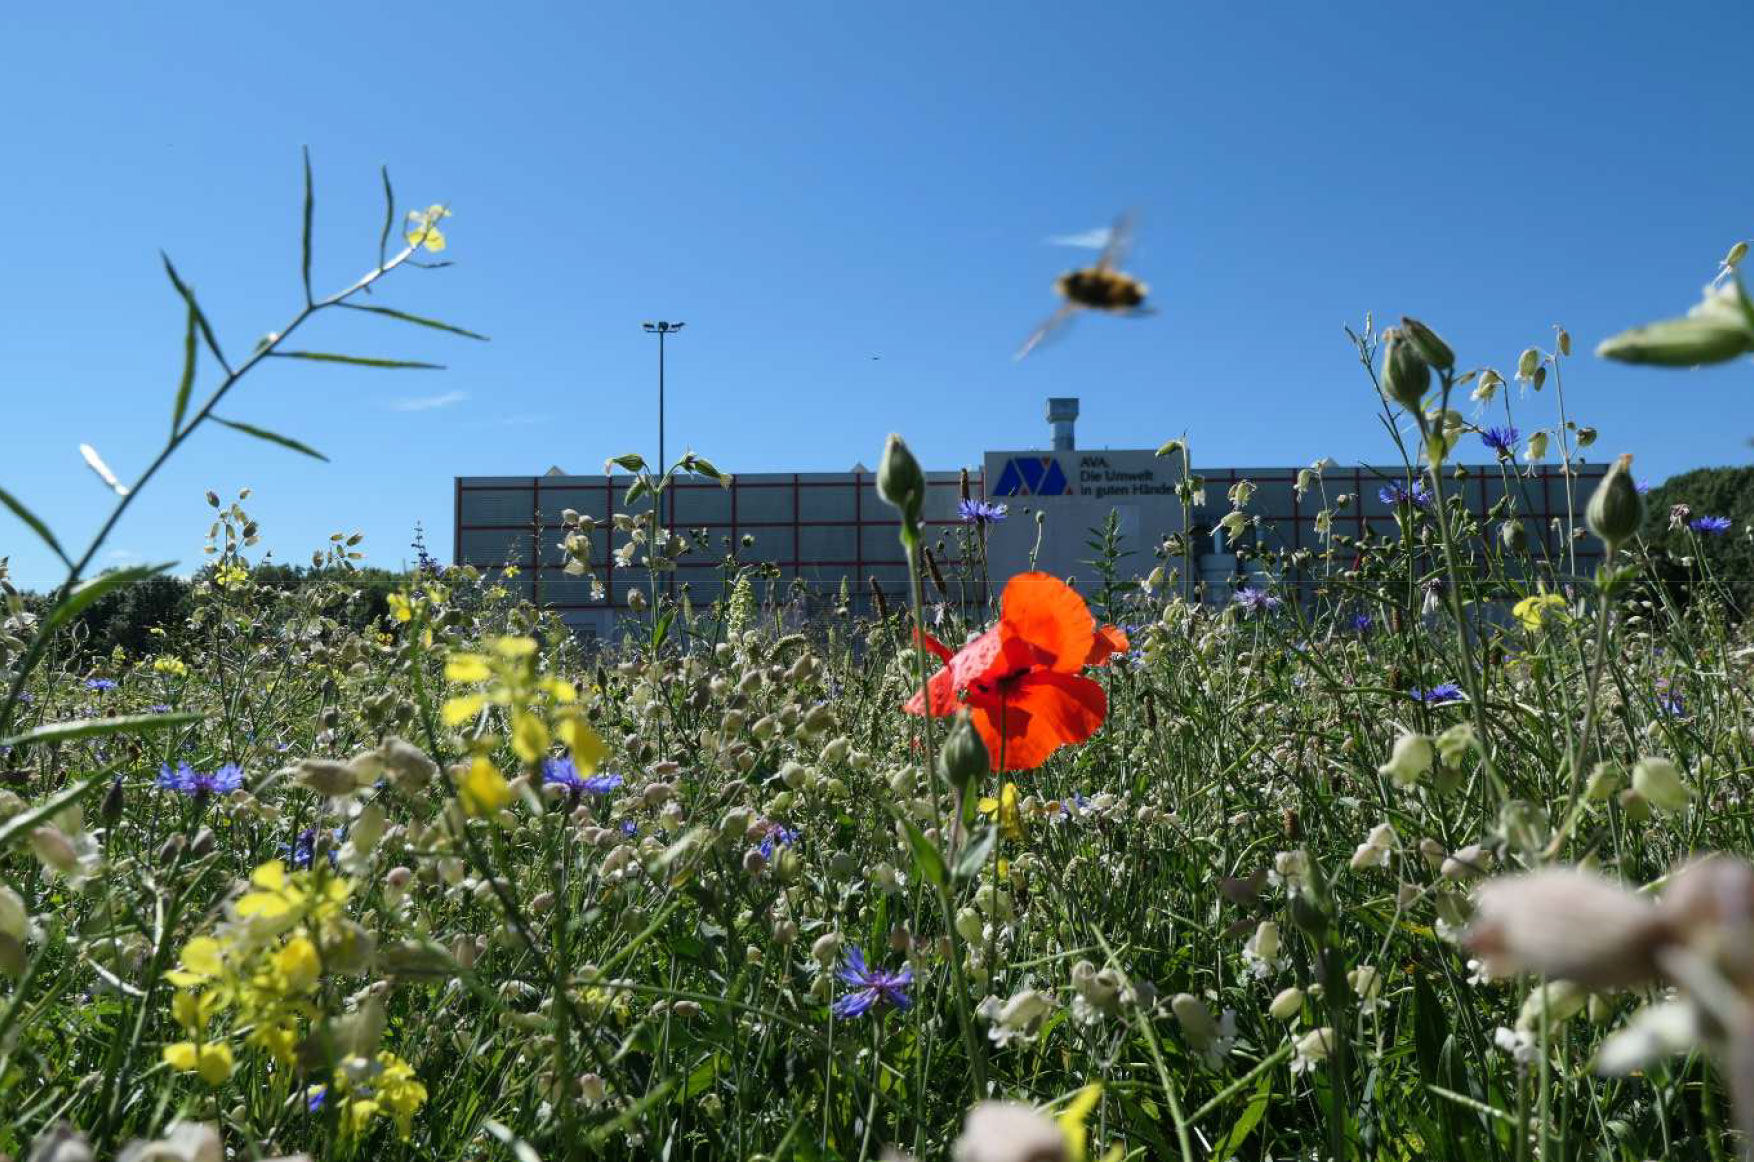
[1084,624,1131,667]
[913,623,953,663]
[999,572,1096,673]
[993,671,1107,770]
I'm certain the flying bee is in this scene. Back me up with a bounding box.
[1016,211,1154,360]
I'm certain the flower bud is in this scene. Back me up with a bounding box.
[30,826,79,875]
[1401,317,1455,370]
[1596,314,1753,367]
[1269,986,1305,1021]
[1631,755,1691,813]
[99,777,125,827]
[810,931,841,966]
[1171,993,1219,1050]
[1585,454,1643,552]
[1500,520,1528,553]
[877,434,926,528]
[1379,327,1431,410]
[938,710,991,790]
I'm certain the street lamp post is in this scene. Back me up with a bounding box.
[641,320,685,478]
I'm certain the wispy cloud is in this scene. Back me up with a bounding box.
[1045,227,1112,250]
[391,390,468,412]
[499,412,550,427]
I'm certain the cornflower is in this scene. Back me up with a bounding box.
[831,946,913,1018]
[959,498,1009,526]
[157,761,244,798]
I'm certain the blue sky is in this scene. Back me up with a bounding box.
[2,1,1750,588]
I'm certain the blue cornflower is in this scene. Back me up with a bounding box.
[147,703,173,714]
[85,678,118,692]
[1410,683,1465,706]
[1690,515,1733,535]
[307,1086,328,1113]
[1232,586,1282,615]
[1480,426,1520,456]
[1655,678,1687,718]
[1349,613,1373,633]
[620,820,638,837]
[1056,791,1092,819]
[156,761,244,797]
[1378,481,1433,509]
[958,499,1009,527]
[542,757,624,796]
[831,947,913,1018]
[283,827,343,870]
[758,823,799,861]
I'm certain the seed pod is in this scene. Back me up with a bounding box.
[1596,315,1753,367]
[1585,454,1644,552]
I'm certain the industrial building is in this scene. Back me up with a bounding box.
[454,399,1606,639]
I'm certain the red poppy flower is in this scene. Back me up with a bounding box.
[905,572,1129,771]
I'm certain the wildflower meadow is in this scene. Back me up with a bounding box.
[4,164,1754,1162]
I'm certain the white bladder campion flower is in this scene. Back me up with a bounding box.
[978,989,1057,1049]
[1378,733,1435,788]
[1291,1026,1335,1074]
[1171,993,1237,1067]
[1464,868,1664,991]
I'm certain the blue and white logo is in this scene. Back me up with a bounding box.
[991,456,1072,497]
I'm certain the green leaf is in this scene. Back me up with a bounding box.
[0,711,201,752]
[0,485,71,567]
[170,299,198,436]
[340,303,489,341]
[160,252,228,370]
[300,145,315,303]
[897,815,946,889]
[624,478,650,507]
[209,417,329,462]
[42,564,173,640]
[651,607,676,651]
[272,351,444,370]
[0,771,111,851]
[951,825,997,883]
[1212,1072,1272,1161]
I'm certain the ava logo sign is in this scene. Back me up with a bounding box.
[992,455,1072,498]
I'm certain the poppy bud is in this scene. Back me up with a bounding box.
[1401,317,1455,370]
[1379,328,1431,410]
[877,434,926,529]
[939,711,992,790]
[1585,454,1643,552]
[100,777,125,826]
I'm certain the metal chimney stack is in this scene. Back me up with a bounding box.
[1046,397,1079,451]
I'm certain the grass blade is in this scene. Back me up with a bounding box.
[42,563,173,639]
[170,299,198,436]
[339,303,489,341]
[0,711,202,752]
[0,485,71,567]
[301,145,315,304]
[210,416,330,462]
[79,444,130,496]
[273,351,444,370]
[0,771,112,851]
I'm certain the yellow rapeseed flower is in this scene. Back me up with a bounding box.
[459,756,513,817]
[978,783,1025,842]
[163,1039,233,1086]
[405,204,450,253]
[1513,593,1569,632]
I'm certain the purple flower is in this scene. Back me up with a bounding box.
[1690,515,1733,535]
[1480,426,1520,455]
[959,499,1009,527]
[831,946,913,1018]
[1349,613,1373,633]
[283,827,343,870]
[1410,682,1464,706]
[1378,481,1433,509]
[156,761,244,798]
[542,757,624,795]
[620,820,638,837]
[307,1086,328,1113]
[758,823,799,861]
[1232,586,1282,615]
[85,678,118,692]
[147,703,173,714]
[1636,480,1653,494]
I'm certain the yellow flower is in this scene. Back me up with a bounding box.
[459,756,512,817]
[510,710,550,764]
[1057,1083,1113,1162]
[212,563,250,591]
[273,936,322,993]
[1513,593,1569,632]
[163,1039,233,1086]
[555,713,607,776]
[442,693,487,727]
[978,783,1025,842]
[446,653,492,683]
[387,593,414,623]
[152,655,188,677]
[490,634,537,658]
[405,204,450,252]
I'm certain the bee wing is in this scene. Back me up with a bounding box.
[1096,210,1137,271]
[1015,303,1079,361]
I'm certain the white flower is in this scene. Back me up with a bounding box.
[1244,921,1287,979]
[1465,868,1664,990]
[1493,1025,1537,1065]
[978,989,1056,1049]
[1291,1027,1335,1074]
[953,1101,1068,1162]
[1594,1000,1701,1076]
[1378,734,1435,788]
